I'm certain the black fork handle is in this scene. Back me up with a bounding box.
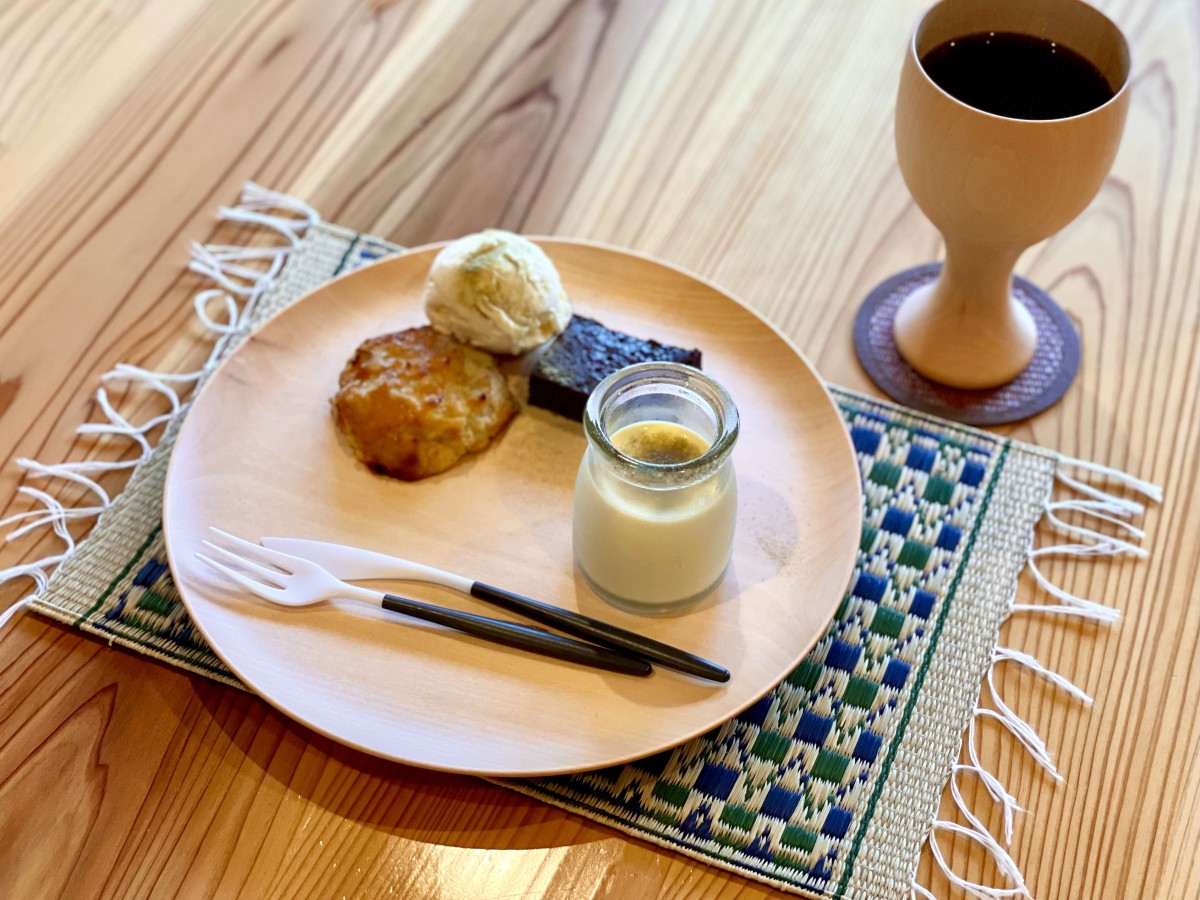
[470,583,730,683]
[381,593,652,677]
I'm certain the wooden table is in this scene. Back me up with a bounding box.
[1,1,1196,897]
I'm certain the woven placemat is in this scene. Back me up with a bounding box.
[3,193,1157,899]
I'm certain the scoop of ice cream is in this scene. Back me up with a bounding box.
[423,230,571,355]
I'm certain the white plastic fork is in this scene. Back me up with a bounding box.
[261,536,729,682]
[196,528,651,676]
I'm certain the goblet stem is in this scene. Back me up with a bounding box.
[892,240,1038,389]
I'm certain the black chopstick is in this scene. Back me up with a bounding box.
[469,583,730,683]
[381,593,652,677]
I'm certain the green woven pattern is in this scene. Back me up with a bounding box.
[28,224,1059,898]
[510,401,1011,895]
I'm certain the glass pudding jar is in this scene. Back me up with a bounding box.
[572,362,739,613]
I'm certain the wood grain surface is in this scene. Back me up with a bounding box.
[0,0,1196,897]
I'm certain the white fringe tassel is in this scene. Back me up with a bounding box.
[0,186,1165,897]
[0,183,318,632]
[915,455,1159,899]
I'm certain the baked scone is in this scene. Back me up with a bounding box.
[332,326,516,481]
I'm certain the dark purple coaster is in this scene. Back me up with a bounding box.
[853,263,1080,426]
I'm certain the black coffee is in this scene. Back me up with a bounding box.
[920,31,1114,120]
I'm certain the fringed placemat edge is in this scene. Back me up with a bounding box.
[0,185,1163,900]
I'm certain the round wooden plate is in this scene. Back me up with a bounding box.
[163,239,862,777]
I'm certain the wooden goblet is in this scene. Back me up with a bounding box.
[892,0,1131,389]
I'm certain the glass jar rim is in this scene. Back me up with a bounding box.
[583,362,739,482]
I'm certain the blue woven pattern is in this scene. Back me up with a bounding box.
[64,235,1012,896]
[80,391,1005,895]
[513,403,1005,894]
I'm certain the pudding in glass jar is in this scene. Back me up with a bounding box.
[572,362,739,613]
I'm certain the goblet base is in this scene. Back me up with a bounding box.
[853,263,1080,426]
[893,281,1038,388]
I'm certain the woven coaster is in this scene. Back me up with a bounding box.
[5,199,1156,899]
[854,263,1081,426]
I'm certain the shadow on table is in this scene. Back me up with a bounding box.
[190,678,610,851]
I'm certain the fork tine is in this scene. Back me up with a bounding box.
[208,527,308,572]
[195,552,289,602]
[201,539,288,587]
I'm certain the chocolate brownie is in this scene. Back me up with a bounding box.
[528,315,702,421]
